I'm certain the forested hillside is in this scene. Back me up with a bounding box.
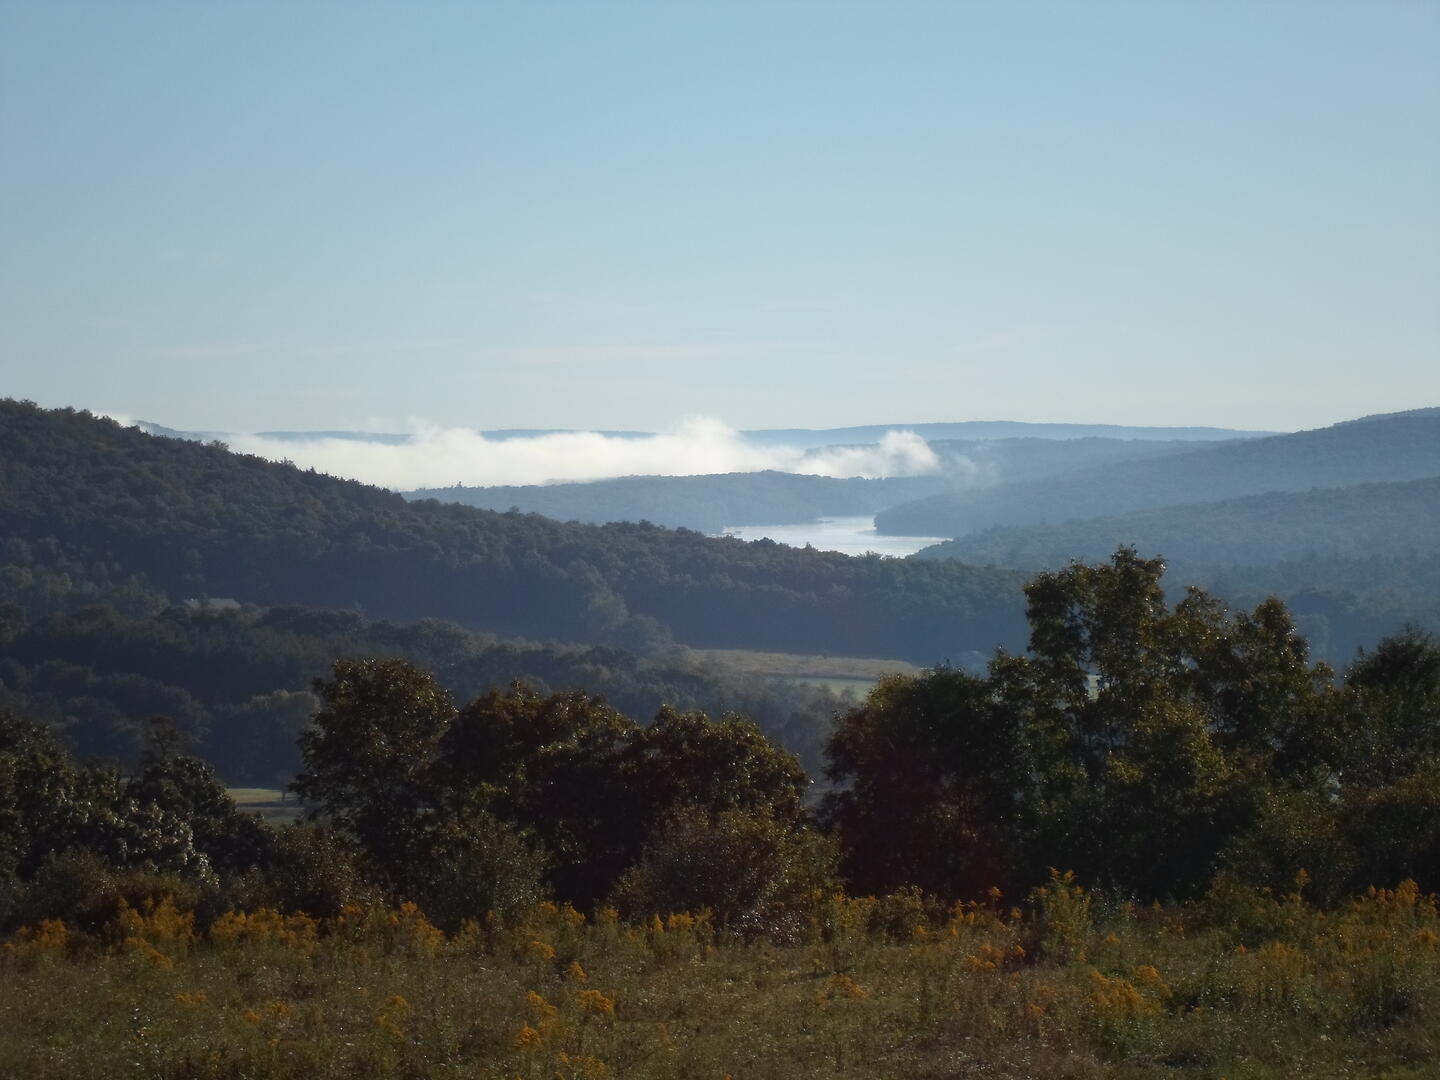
[902,428,1440,664]
[917,476,1439,570]
[0,600,846,787]
[876,409,1440,537]
[0,401,1027,662]
[1185,552,1440,665]
[4,525,1439,1078]
[7,549,1438,925]
[6,552,1438,945]
[409,471,947,533]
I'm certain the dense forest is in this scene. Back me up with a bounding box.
[15,402,1425,675]
[876,408,1440,537]
[0,400,1028,662]
[3,398,1436,791]
[6,549,1437,927]
[918,476,1440,570]
[4,553,1437,1078]
[396,409,1440,670]
[913,478,1440,660]
[5,396,1433,920]
[3,397,1438,1075]
[0,601,845,787]
[1,401,1434,902]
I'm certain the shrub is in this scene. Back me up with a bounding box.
[609,805,837,938]
[11,849,201,933]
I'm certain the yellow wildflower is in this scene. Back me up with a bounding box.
[577,988,616,1017]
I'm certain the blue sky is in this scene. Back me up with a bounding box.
[2,0,1437,434]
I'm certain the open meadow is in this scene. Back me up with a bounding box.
[690,648,924,699]
[3,876,1438,1080]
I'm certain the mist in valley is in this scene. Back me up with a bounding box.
[222,418,954,490]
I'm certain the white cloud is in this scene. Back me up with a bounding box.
[226,418,943,490]
[797,430,941,480]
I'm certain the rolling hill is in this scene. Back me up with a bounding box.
[876,409,1440,538]
[407,471,946,533]
[407,437,1212,533]
[0,400,1028,663]
[914,476,1440,570]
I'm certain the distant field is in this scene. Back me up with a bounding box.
[772,675,876,698]
[226,787,302,824]
[691,648,922,697]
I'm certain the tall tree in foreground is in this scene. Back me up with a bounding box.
[295,661,815,917]
[824,549,1344,901]
[290,659,546,926]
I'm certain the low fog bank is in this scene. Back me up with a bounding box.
[223,418,950,490]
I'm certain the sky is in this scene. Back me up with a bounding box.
[2,0,1438,437]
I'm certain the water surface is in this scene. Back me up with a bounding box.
[718,515,947,557]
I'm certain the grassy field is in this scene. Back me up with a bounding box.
[691,648,923,698]
[3,877,1437,1079]
[226,788,303,825]
[770,674,877,698]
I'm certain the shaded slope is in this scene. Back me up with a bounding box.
[915,476,1440,569]
[407,472,947,533]
[877,409,1440,537]
[407,438,1208,533]
[0,401,1027,662]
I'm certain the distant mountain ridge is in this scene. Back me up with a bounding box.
[736,420,1272,448]
[876,410,1440,538]
[2,400,1030,662]
[408,437,1213,532]
[138,418,1272,451]
[1336,406,1440,425]
[914,475,1440,570]
[7,401,1435,669]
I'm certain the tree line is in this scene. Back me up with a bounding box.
[4,550,1436,937]
[0,399,1026,661]
[405,435,1202,535]
[876,408,1440,537]
[0,600,845,788]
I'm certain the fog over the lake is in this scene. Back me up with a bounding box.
[219,418,946,490]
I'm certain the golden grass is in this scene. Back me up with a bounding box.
[2,882,1438,1079]
[226,788,304,824]
[225,788,287,805]
[689,648,923,682]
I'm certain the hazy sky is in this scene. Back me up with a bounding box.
[3,1,1437,434]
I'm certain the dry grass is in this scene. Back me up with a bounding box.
[3,880,1439,1079]
[682,648,926,705]
[226,788,303,824]
[225,788,287,804]
[690,648,922,681]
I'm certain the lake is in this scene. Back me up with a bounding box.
[718,515,948,557]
